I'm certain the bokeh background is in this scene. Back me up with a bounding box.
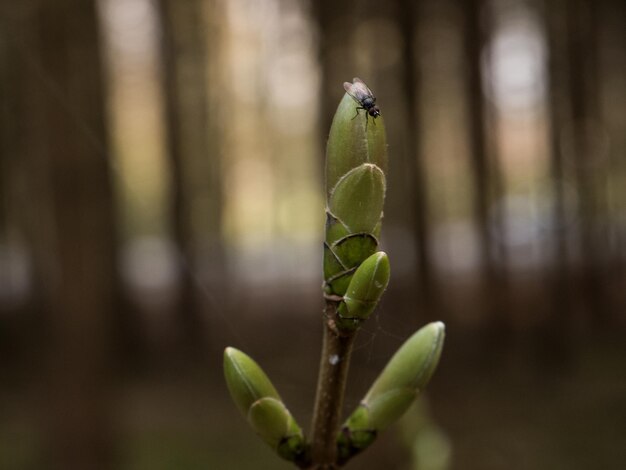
[1,0,625,469]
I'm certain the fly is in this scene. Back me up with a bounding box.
[343,77,381,126]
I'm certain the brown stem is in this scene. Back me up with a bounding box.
[309,300,356,469]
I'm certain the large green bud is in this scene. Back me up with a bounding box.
[324,92,388,298]
[337,322,446,463]
[223,347,309,464]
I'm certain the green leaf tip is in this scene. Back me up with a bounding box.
[337,322,445,461]
[223,347,308,464]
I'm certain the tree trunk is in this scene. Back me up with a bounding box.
[398,0,438,319]
[462,0,510,346]
[157,0,223,357]
[18,1,118,468]
[564,0,611,324]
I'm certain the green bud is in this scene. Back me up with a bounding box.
[336,405,377,463]
[323,165,384,297]
[332,234,379,270]
[323,87,388,298]
[329,163,386,234]
[323,243,345,282]
[248,397,307,462]
[325,213,350,246]
[223,347,280,416]
[359,388,417,431]
[323,231,379,297]
[336,252,390,330]
[324,267,356,297]
[223,348,308,463]
[326,93,388,198]
[337,322,445,461]
[365,322,445,402]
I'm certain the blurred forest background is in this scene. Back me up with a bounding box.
[1,0,625,469]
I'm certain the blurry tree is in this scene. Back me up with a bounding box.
[462,0,510,337]
[0,7,20,316]
[157,0,224,357]
[397,0,438,318]
[0,0,623,465]
[562,0,612,323]
[599,0,626,275]
[544,0,615,330]
[313,0,358,152]
[541,0,576,360]
[17,0,118,468]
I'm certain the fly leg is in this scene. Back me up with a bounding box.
[351,107,365,120]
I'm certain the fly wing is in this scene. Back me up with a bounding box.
[352,77,376,100]
[343,81,364,104]
[343,77,374,104]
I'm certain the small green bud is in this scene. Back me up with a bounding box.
[337,322,445,461]
[223,347,280,417]
[359,388,417,431]
[248,397,307,462]
[336,405,377,462]
[365,322,445,403]
[336,252,390,330]
[223,347,308,463]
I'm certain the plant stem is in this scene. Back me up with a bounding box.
[309,300,356,469]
